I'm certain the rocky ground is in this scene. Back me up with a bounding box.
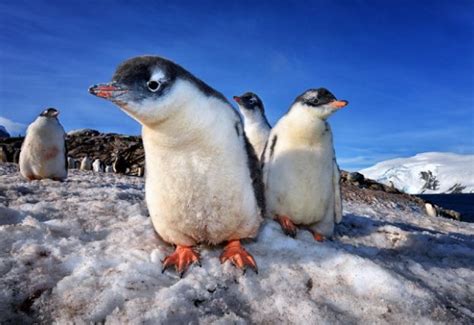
[1,163,473,324]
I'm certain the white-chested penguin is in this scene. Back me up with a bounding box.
[233,92,271,160]
[262,88,347,240]
[19,108,67,181]
[89,56,264,276]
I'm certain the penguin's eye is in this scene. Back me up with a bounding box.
[249,97,257,104]
[312,98,319,105]
[147,80,161,92]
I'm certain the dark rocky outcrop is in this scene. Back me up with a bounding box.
[0,130,463,221]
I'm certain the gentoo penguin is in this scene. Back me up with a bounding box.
[80,156,92,170]
[233,92,271,160]
[113,154,127,174]
[19,108,67,181]
[105,165,113,173]
[92,158,104,172]
[262,88,348,240]
[0,145,7,163]
[89,56,263,275]
[67,156,76,169]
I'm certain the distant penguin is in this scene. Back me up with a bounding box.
[138,166,144,177]
[92,158,104,172]
[19,108,68,181]
[89,55,263,276]
[80,156,92,170]
[74,160,81,169]
[0,146,7,163]
[67,156,76,169]
[113,154,127,174]
[13,149,20,164]
[262,88,348,240]
[425,202,437,217]
[105,165,113,173]
[233,92,271,160]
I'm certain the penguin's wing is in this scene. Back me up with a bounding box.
[333,159,343,224]
[261,131,278,188]
[240,123,265,216]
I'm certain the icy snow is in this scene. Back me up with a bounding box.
[360,152,474,194]
[0,163,473,323]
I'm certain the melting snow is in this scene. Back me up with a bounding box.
[0,163,473,323]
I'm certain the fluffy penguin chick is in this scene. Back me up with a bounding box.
[233,92,271,160]
[89,56,263,276]
[19,108,67,181]
[262,88,348,240]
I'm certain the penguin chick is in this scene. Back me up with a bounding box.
[233,92,271,160]
[262,88,348,240]
[89,56,263,276]
[19,108,67,181]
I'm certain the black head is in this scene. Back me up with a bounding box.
[88,56,228,125]
[233,92,265,113]
[292,88,348,119]
[39,107,59,118]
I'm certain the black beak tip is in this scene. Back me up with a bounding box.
[88,85,97,94]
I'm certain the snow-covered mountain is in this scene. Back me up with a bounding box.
[360,152,474,194]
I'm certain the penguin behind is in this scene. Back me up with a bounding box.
[233,92,271,160]
[262,88,348,240]
[89,56,263,276]
[19,108,67,181]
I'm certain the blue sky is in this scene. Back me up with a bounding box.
[0,0,473,170]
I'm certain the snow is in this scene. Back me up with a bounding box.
[360,152,474,194]
[0,163,473,323]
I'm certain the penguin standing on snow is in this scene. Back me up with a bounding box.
[233,92,271,160]
[89,56,264,276]
[19,108,67,181]
[262,88,348,240]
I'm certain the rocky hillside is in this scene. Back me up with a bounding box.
[0,131,463,221]
[0,129,144,176]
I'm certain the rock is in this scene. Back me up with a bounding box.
[348,172,364,182]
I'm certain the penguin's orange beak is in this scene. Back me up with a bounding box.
[233,96,241,103]
[89,83,128,99]
[330,100,348,109]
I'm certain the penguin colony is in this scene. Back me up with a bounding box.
[16,55,348,277]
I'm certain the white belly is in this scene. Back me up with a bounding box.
[19,122,66,180]
[144,130,261,246]
[266,145,335,225]
[244,124,270,160]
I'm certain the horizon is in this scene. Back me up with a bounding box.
[1,0,473,171]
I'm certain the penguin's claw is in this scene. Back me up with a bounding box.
[312,232,326,242]
[161,245,200,276]
[276,215,297,237]
[220,240,258,274]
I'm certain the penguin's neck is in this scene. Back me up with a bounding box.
[142,93,234,150]
[241,109,270,130]
[285,103,330,141]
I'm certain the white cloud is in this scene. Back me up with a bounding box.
[0,116,27,136]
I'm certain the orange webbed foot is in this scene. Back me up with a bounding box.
[220,240,258,274]
[162,245,200,277]
[276,215,298,237]
[312,232,326,242]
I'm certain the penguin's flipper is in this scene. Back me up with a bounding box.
[220,240,258,274]
[162,245,200,277]
[276,215,297,238]
[333,160,343,224]
[64,138,68,171]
